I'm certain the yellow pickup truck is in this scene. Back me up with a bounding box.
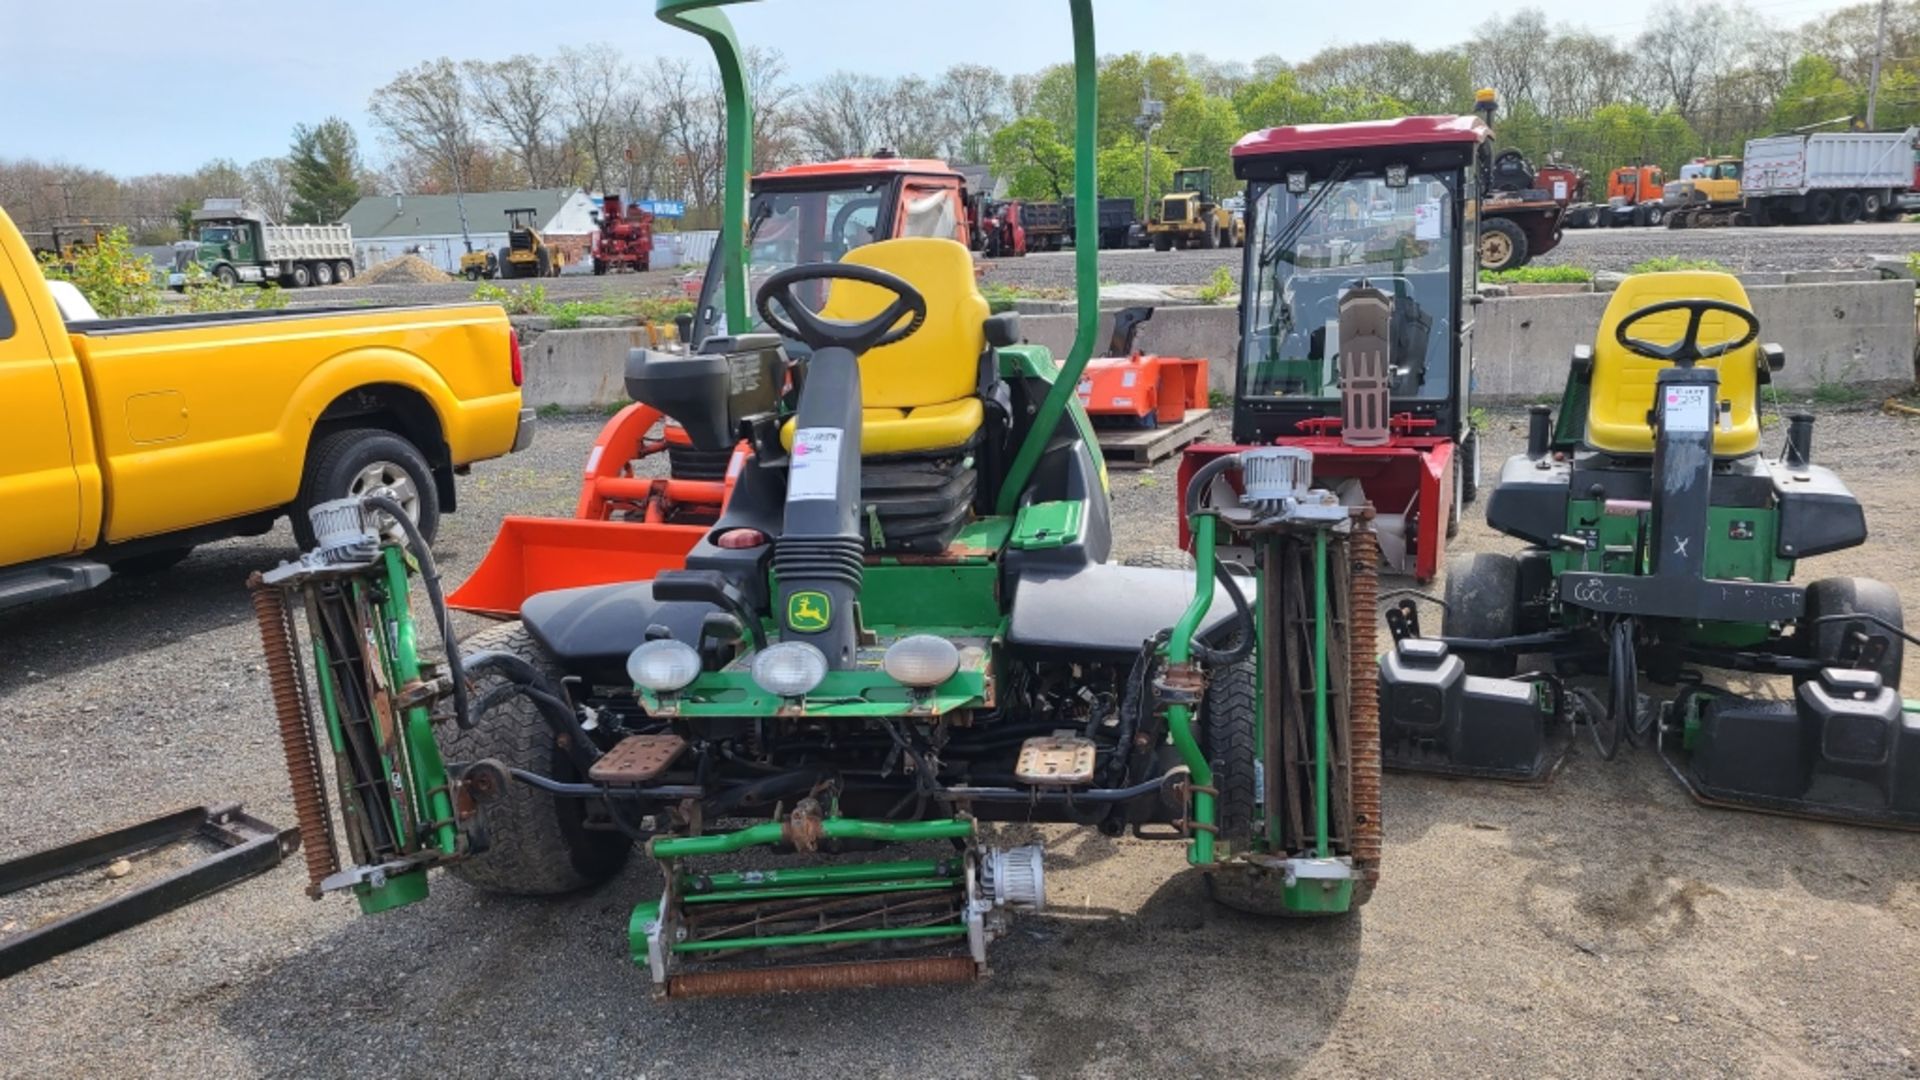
[0,207,532,609]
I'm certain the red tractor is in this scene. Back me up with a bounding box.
[591,193,655,274]
[1179,113,1491,582]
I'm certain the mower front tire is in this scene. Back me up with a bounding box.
[1200,655,1258,847]
[1122,547,1196,571]
[438,622,632,896]
[1802,577,1905,689]
[1442,552,1518,677]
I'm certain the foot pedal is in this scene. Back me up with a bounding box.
[1014,732,1096,786]
[590,734,688,784]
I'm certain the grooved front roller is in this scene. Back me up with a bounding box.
[249,573,340,898]
[1346,527,1383,887]
[667,956,978,998]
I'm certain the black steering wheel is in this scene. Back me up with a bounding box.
[1614,298,1760,367]
[756,262,927,353]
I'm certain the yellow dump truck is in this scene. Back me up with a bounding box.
[0,207,533,609]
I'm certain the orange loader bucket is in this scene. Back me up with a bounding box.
[447,518,706,618]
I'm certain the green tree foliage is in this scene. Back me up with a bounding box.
[38,227,164,318]
[990,116,1074,200]
[288,118,364,224]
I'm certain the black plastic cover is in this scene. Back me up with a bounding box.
[1006,564,1241,660]
[1775,463,1867,559]
[521,582,715,686]
[1485,453,1570,547]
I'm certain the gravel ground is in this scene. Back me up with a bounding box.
[278,221,1920,312]
[3,406,1919,1078]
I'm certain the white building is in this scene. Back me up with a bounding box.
[341,189,598,274]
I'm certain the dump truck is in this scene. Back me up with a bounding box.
[0,205,533,609]
[1564,165,1667,228]
[170,199,355,288]
[1667,128,1920,227]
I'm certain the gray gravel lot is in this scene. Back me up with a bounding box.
[279,221,1920,312]
[2,406,1919,1078]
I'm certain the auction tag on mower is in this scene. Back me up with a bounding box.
[1664,385,1712,433]
[788,427,842,501]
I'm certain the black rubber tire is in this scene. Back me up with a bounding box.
[1645,205,1666,226]
[109,546,194,575]
[1442,552,1519,677]
[536,247,553,277]
[215,264,238,287]
[1479,218,1528,272]
[293,428,440,550]
[593,257,607,275]
[289,263,311,288]
[1802,577,1904,688]
[1807,191,1836,225]
[1122,547,1196,571]
[498,246,516,279]
[314,260,335,286]
[1837,192,1865,224]
[1199,655,1258,846]
[336,261,354,283]
[1152,233,1172,252]
[438,622,632,895]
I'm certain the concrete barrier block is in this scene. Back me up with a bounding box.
[519,327,653,409]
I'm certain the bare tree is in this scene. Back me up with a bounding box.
[368,59,477,194]
[1470,11,1553,112]
[244,157,293,220]
[557,44,632,193]
[937,64,1009,162]
[466,55,564,186]
[799,72,887,160]
[1635,2,1740,121]
[650,56,726,213]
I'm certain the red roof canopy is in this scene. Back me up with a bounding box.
[757,157,961,181]
[1233,115,1489,158]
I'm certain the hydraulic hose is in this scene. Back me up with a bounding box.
[361,493,471,730]
[462,649,601,774]
[1177,453,1255,666]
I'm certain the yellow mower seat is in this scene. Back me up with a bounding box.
[1587,271,1762,457]
[782,237,990,456]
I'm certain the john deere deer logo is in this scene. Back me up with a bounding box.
[788,591,830,632]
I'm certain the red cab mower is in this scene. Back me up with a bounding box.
[1180,115,1489,582]
[591,193,655,274]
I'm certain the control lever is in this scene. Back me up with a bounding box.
[652,569,767,649]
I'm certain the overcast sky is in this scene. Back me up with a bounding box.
[1,0,1865,176]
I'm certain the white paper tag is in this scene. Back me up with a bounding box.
[1414,202,1441,240]
[1121,370,1138,388]
[788,427,842,500]
[1665,385,1712,433]
[1552,180,1568,201]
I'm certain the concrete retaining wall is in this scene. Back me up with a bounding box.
[514,281,1916,408]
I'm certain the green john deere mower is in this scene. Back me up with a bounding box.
[251,0,1380,998]
[1377,268,1916,828]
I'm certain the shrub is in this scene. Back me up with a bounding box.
[1196,265,1237,304]
[1629,256,1729,274]
[38,226,165,317]
[1479,265,1592,284]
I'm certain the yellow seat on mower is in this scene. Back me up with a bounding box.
[782,237,989,456]
[1586,271,1763,457]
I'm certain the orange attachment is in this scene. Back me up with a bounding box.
[446,518,706,617]
[1077,353,1207,423]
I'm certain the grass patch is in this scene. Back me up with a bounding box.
[1479,265,1592,284]
[1905,251,1920,279]
[536,402,568,419]
[1629,256,1729,274]
[473,282,694,327]
[1469,405,1490,431]
[1208,389,1232,409]
[979,282,1072,313]
[1196,265,1237,304]
[1809,381,1868,405]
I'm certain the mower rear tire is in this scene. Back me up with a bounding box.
[1802,577,1904,689]
[438,622,632,895]
[1442,553,1518,677]
[1123,547,1195,571]
[1478,218,1528,273]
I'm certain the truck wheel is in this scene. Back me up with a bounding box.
[1802,577,1904,689]
[1478,219,1528,272]
[213,265,239,287]
[1806,192,1836,225]
[438,622,632,895]
[314,261,335,286]
[1442,553,1519,677]
[336,261,354,283]
[289,263,312,288]
[1645,205,1665,226]
[1838,192,1865,224]
[536,248,553,277]
[294,428,440,550]
[499,246,516,279]
[1153,233,1172,252]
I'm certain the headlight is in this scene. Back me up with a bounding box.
[627,639,701,693]
[750,641,828,698]
[882,635,961,688]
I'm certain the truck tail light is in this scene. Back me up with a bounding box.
[509,332,524,387]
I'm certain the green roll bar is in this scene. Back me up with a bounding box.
[655,0,1101,515]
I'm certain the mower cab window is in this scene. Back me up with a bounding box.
[704,183,885,339]
[900,187,960,240]
[1245,171,1458,401]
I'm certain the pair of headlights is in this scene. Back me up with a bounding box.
[627,634,963,698]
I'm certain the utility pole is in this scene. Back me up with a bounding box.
[1136,95,1164,221]
[1868,0,1889,128]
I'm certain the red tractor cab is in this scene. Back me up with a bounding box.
[1179,114,1489,581]
[590,193,655,274]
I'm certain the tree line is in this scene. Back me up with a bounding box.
[6,0,1919,243]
